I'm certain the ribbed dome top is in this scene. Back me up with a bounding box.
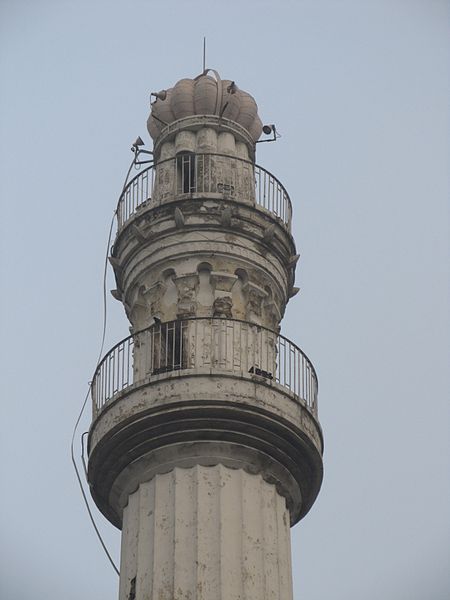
[147,70,263,143]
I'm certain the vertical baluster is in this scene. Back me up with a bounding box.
[260,169,263,208]
[236,321,241,372]
[306,364,310,408]
[172,156,175,198]
[106,356,110,403]
[114,347,118,395]
[108,352,114,400]
[93,373,97,416]
[268,173,271,212]
[96,367,100,413]
[131,336,135,385]
[260,167,263,207]
[113,350,117,397]
[302,357,305,402]
[120,339,128,390]
[200,319,204,369]
[314,374,318,415]
[256,167,260,206]
[116,343,120,393]
[249,323,254,374]
[269,175,272,213]
[195,154,198,193]
[130,185,133,220]
[231,320,235,373]
[129,185,132,220]
[152,326,157,372]
[259,326,263,371]
[287,343,291,391]
[264,329,269,373]
[279,183,282,220]
[104,359,107,405]
[277,183,281,220]
[275,335,280,384]
[241,322,247,373]
[121,341,125,390]
[105,355,110,402]
[172,321,176,369]
[274,179,278,216]
[292,344,296,396]
[268,175,272,212]
[271,178,275,215]
[179,320,184,369]
[223,319,227,370]
[104,356,108,403]
[188,154,191,193]
[156,325,161,371]
[149,327,154,373]
[104,357,109,403]
[276,337,281,385]
[307,363,310,406]
[152,163,155,202]
[263,170,267,208]
[228,320,233,371]
[100,362,105,410]
[119,342,124,390]
[180,156,184,194]
[125,338,129,387]
[165,322,169,369]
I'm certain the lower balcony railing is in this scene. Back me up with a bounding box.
[91,318,318,419]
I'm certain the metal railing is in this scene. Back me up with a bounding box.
[91,318,318,419]
[117,153,292,230]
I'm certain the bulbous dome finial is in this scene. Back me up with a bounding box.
[147,70,263,143]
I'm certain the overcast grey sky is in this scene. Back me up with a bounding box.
[1,1,449,599]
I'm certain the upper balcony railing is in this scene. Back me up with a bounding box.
[91,317,318,420]
[117,153,292,231]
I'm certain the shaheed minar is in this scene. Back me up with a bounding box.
[87,69,323,600]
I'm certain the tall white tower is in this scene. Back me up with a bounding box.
[88,69,323,600]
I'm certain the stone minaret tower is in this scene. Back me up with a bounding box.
[88,70,323,600]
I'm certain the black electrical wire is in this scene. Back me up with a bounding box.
[71,387,120,576]
[70,209,120,576]
[70,153,143,577]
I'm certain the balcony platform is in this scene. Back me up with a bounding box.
[88,319,323,529]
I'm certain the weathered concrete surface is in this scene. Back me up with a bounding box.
[119,465,292,600]
[111,197,296,333]
[88,372,323,530]
[89,69,323,600]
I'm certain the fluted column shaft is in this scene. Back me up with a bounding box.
[118,464,293,600]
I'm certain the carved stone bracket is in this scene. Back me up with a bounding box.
[141,281,167,319]
[243,281,268,324]
[263,299,282,330]
[210,271,238,298]
[174,273,199,318]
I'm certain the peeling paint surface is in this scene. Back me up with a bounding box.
[119,466,292,600]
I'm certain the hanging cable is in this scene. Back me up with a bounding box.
[70,151,142,577]
[70,210,119,576]
[70,386,120,576]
